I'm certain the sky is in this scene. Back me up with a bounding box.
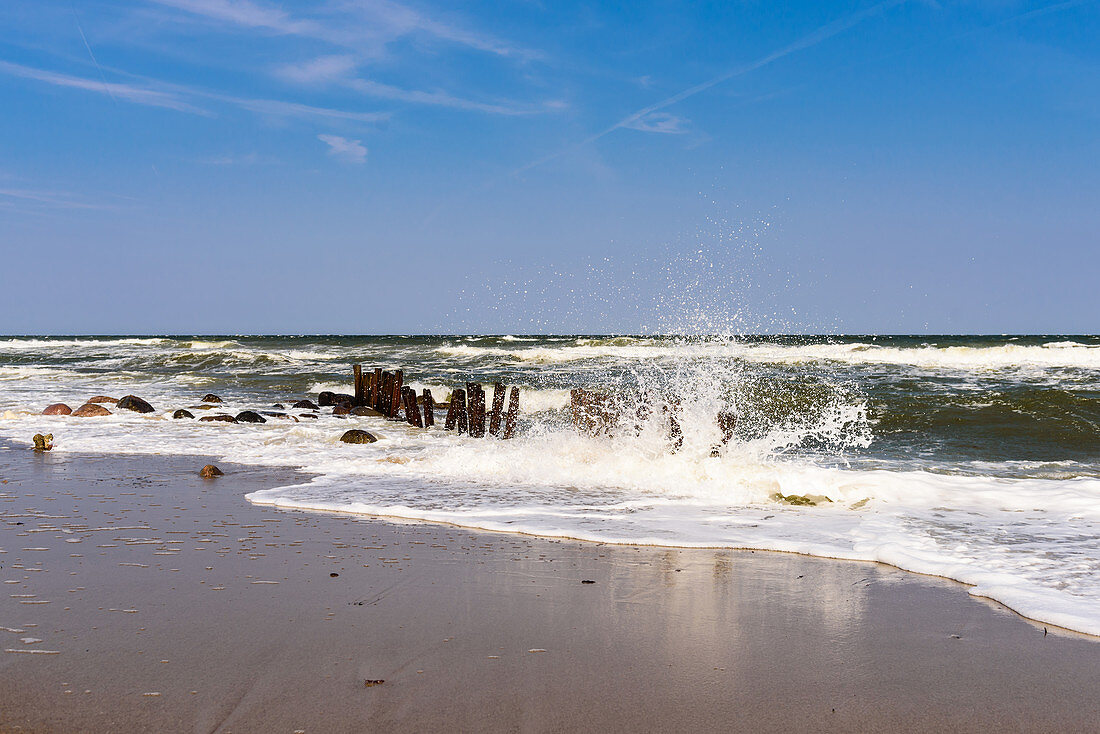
[1,0,1098,335]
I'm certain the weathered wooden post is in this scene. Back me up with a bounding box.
[570,388,618,435]
[403,386,423,427]
[444,391,459,430]
[667,397,683,451]
[354,364,364,406]
[390,370,404,419]
[468,383,486,438]
[503,387,520,439]
[370,368,382,410]
[380,372,391,415]
[453,388,468,434]
[489,382,506,436]
[710,410,736,456]
[422,389,435,427]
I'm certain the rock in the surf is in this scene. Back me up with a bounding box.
[32,433,53,451]
[350,406,382,417]
[235,410,266,423]
[172,409,195,419]
[318,391,338,406]
[117,395,155,413]
[199,464,223,478]
[199,414,236,423]
[298,413,318,420]
[42,403,72,415]
[87,396,118,404]
[72,403,112,417]
[332,404,352,416]
[201,394,223,403]
[340,429,377,444]
[293,399,319,410]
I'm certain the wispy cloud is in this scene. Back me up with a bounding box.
[345,77,540,115]
[622,112,689,134]
[0,59,208,114]
[147,0,322,36]
[145,0,538,59]
[276,53,549,115]
[0,187,109,210]
[318,134,367,163]
[0,59,390,125]
[216,94,389,123]
[275,55,359,84]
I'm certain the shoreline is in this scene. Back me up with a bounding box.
[8,432,1100,642]
[248,492,1098,641]
[2,444,1099,732]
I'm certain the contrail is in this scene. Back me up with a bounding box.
[70,0,117,103]
[509,0,907,178]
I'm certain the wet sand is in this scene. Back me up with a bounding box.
[1,443,1098,733]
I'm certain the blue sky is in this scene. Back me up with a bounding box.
[1,0,1097,334]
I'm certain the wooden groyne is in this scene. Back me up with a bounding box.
[350,365,520,439]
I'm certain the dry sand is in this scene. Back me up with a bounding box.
[1,444,1098,733]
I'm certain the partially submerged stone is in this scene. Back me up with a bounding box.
[340,429,377,444]
[293,399,319,410]
[32,433,53,451]
[117,395,155,414]
[771,492,833,507]
[235,410,266,424]
[199,414,236,423]
[86,396,118,404]
[332,405,352,416]
[350,406,382,417]
[72,403,112,417]
[201,394,223,403]
[199,464,223,478]
[42,403,72,416]
[172,409,195,419]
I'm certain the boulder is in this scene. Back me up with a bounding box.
[334,393,355,406]
[32,433,53,451]
[199,464,224,478]
[297,413,319,420]
[117,395,155,414]
[293,399,319,410]
[262,412,297,422]
[42,403,72,416]
[236,410,266,424]
[350,406,382,417]
[318,391,338,406]
[201,394,223,403]
[272,403,284,409]
[172,409,195,419]
[199,414,236,423]
[87,396,119,405]
[340,429,377,444]
[72,403,112,417]
[332,405,352,416]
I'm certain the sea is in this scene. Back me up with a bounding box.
[1,334,1098,636]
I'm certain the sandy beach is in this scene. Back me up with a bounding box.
[1,442,1098,733]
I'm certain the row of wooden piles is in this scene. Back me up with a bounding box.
[352,365,520,439]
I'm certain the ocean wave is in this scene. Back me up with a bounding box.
[434,339,1100,371]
